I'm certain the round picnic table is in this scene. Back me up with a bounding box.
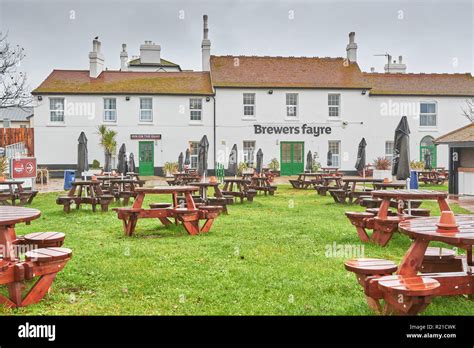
[0,206,41,261]
[398,215,474,294]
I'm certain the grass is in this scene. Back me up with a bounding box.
[1,183,473,316]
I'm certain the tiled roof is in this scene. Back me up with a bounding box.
[435,123,474,144]
[0,107,33,121]
[32,70,213,95]
[363,73,474,97]
[128,58,181,69]
[210,55,370,89]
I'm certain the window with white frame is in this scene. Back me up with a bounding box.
[328,94,341,117]
[385,141,394,164]
[286,93,298,117]
[103,98,117,122]
[243,141,256,165]
[190,98,202,122]
[328,141,341,168]
[243,93,255,118]
[420,102,437,127]
[189,141,199,168]
[49,98,65,122]
[139,98,153,122]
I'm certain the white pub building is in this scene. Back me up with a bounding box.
[32,16,474,176]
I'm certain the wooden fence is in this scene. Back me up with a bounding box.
[0,128,34,156]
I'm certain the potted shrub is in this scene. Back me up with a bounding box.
[163,162,178,177]
[267,158,280,176]
[372,157,391,180]
[410,160,425,171]
[312,161,321,173]
[237,162,249,176]
[89,159,102,175]
[0,156,8,182]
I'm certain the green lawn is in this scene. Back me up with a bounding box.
[2,184,474,316]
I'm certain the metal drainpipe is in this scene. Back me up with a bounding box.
[212,95,216,174]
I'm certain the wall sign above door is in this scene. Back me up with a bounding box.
[254,124,332,137]
[130,134,162,140]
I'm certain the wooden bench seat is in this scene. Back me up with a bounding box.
[372,215,413,247]
[348,191,372,204]
[377,275,440,315]
[315,185,331,196]
[345,212,375,242]
[149,202,173,209]
[329,189,347,204]
[289,179,301,189]
[403,208,430,217]
[22,232,66,248]
[222,195,235,205]
[25,247,72,264]
[360,198,382,208]
[420,247,463,273]
[344,258,398,313]
[207,197,228,214]
[365,208,396,216]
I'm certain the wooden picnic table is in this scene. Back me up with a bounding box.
[289,173,325,189]
[108,178,139,205]
[167,172,200,186]
[115,186,222,236]
[417,170,446,185]
[0,180,37,206]
[188,181,223,201]
[222,178,256,203]
[372,182,406,190]
[56,180,114,213]
[315,175,343,196]
[368,189,449,246]
[248,176,277,196]
[0,206,72,308]
[330,178,382,204]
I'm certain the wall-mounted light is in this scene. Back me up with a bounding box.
[268,90,273,95]
[275,139,279,145]
[206,96,211,102]
[37,96,43,101]
[125,96,130,101]
[361,90,366,95]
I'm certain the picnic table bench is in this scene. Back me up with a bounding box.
[56,180,114,213]
[0,206,72,308]
[330,178,382,204]
[417,170,447,185]
[315,175,343,196]
[345,215,474,315]
[166,173,201,186]
[114,186,222,236]
[108,178,139,205]
[189,181,229,214]
[0,180,38,206]
[289,173,324,189]
[248,176,277,196]
[222,178,256,203]
[346,189,447,247]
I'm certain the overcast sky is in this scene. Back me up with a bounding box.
[1,0,472,90]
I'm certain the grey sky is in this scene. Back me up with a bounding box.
[1,0,472,89]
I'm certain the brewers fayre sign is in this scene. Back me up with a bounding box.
[11,157,37,179]
[130,134,162,140]
[254,124,332,137]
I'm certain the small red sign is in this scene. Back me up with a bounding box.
[11,158,37,179]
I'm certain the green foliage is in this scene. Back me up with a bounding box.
[373,157,391,170]
[268,158,280,171]
[312,161,321,173]
[164,161,178,175]
[97,125,117,156]
[91,160,101,169]
[237,162,248,176]
[410,160,425,171]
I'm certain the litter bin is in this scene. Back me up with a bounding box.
[63,170,76,190]
[409,170,419,189]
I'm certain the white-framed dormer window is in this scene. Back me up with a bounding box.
[328,94,341,117]
[190,98,202,122]
[139,98,153,122]
[103,98,117,122]
[243,93,256,118]
[286,93,298,118]
[419,102,437,127]
[49,98,65,123]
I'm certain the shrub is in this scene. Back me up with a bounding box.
[373,157,391,170]
[312,161,321,172]
[0,156,8,176]
[164,162,178,175]
[410,160,425,171]
[268,158,280,171]
[91,159,101,169]
[237,162,248,176]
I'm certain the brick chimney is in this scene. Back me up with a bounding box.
[201,15,211,71]
[89,38,104,78]
[346,32,357,63]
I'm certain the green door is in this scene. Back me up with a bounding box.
[280,142,304,175]
[139,141,154,176]
[420,136,437,168]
